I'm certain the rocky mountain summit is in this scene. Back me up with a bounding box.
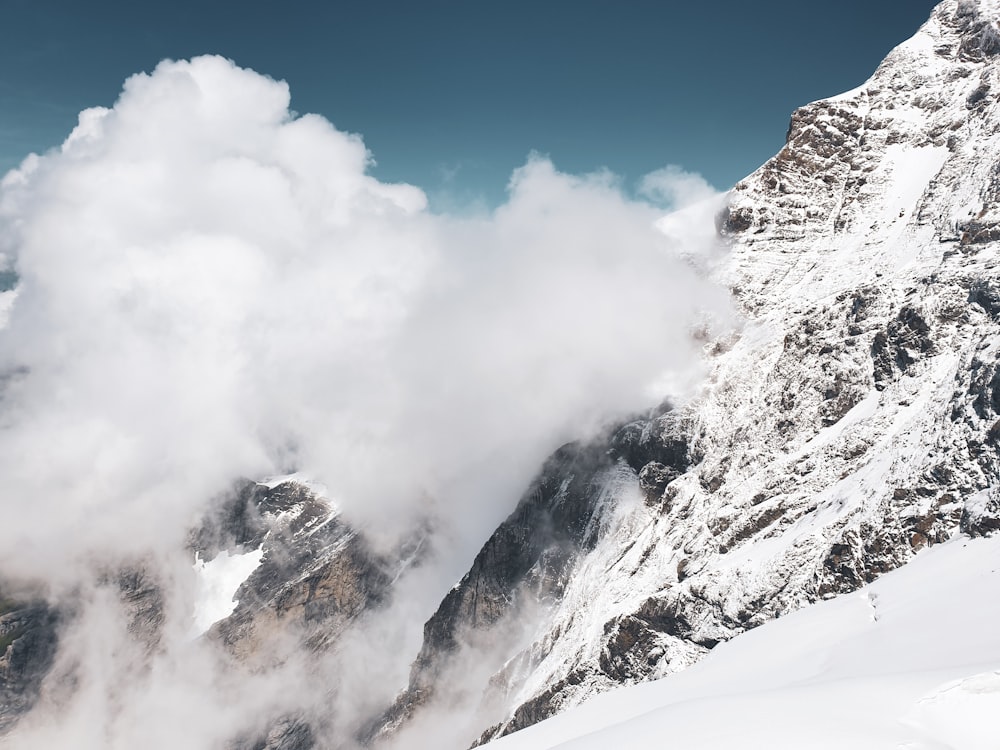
[2,0,1000,747]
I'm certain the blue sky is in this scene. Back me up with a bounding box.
[2,0,938,207]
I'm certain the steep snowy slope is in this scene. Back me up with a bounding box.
[373,0,1000,744]
[483,534,1000,750]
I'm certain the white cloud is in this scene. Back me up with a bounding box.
[638,165,718,210]
[0,55,733,747]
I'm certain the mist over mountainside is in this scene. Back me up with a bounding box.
[0,50,726,750]
[3,0,1000,748]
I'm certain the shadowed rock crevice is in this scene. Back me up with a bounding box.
[871,305,934,389]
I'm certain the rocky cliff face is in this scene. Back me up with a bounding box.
[376,0,1000,744]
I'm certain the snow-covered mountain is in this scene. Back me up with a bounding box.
[372,0,1000,744]
[3,0,1000,747]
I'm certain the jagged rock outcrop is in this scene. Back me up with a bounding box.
[205,480,408,661]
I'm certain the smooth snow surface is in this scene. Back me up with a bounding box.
[189,547,263,638]
[485,535,1000,750]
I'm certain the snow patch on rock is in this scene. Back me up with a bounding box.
[189,547,264,638]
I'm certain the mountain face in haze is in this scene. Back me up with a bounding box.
[0,601,58,734]
[3,0,1000,747]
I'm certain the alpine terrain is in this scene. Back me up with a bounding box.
[2,0,1000,747]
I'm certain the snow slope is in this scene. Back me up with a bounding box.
[485,533,1000,750]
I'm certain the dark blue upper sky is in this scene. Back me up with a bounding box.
[1,0,939,207]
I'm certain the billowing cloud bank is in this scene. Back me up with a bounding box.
[0,55,732,747]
